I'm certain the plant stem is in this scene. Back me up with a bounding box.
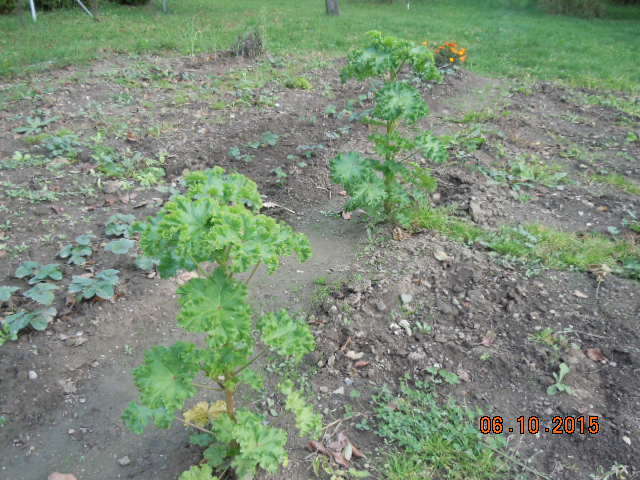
[234,349,268,376]
[177,417,215,435]
[192,382,224,392]
[225,387,236,421]
[245,261,261,285]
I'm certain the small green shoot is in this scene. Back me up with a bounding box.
[547,363,573,396]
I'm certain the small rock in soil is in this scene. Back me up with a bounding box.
[48,474,78,480]
[400,293,413,305]
[117,456,131,466]
[374,300,387,312]
[28,370,38,380]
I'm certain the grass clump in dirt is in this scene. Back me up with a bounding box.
[409,206,640,279]
[590,172,640,196]
[375,379,509,480]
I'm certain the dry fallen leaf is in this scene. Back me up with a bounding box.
[392,227,410,241]
[585,347,607,362]
[354,360,369,368]
[176,271,199,285]
[433,250,452,262]
[573,290,589,299]
[345,350,364,360]
[481,330,497,347]
[341,211,352,220]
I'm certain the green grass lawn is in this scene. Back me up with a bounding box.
[1,0,640,90]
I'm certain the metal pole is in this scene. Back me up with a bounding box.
[29,0,37,21]
[162,0,167,13]
[74,0,94,18]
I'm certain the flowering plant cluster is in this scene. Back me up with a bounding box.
[423,41,468,68]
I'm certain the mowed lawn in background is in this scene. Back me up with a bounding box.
[1,0,640,90]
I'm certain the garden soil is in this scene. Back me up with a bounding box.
[0,53,638,479]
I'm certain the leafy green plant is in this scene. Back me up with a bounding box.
[14,114,58,135]
[105,238,136,255]
[15,261,63,284]
[68,269,120,300]
[123,167,321,479]
[59,234,95,265]
[41,131,82,159]
[376,379,508,480]
[332,32,446,225]
[105,213,136,237]
[425,366,460,385]
[1,307,57,345]
[547,362,573,396]
[0,286,19,302]
[285,77,312,90]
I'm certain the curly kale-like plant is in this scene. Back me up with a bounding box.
[333,31,448,225]
[123,167,322,479]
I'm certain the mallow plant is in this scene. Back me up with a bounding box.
[122,167,322,480]
[332,31,449,225]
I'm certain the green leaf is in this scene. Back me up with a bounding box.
[28,264,63,284]
[330,152,374,189]
[177,269,252,342]
[133,342,200,412]
[24,282,59,305]
[373,82,429,124]
[105,214,136,237]
[237,368,265,392]
[261,132,280,147]
[280,380,323,439]
[179,465,219,480]
[259,310,315,361]
[134,255,159,271]
[105,238,136,255]
[122,401,174,434]
[184,167,262,210]
[4,307,56,339]
[203,443,231,468]
[75,233,96,246]
[0,286,19,302]
[4,311,32,340]
[213,410,287,480]
[414,132,448,164]
[344,170,387,214]
[190,432,215,447]
[15,261,40,279]
[69,269,120,300]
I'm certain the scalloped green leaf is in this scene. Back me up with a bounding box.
[259,310,315,361]
[15,261,40,279]
[414,132,448,164]
[179,464,219,480]
[344,170,387,213]
[122,401,174,434]
[177,269,252,342]
[373,82,429,124]
[185,167,262,210]
[213,410,287,480]
[105,214,136,237]
[24,282,59,305]
[0,286,19,302]
[28,263,63,284]
[280,380,323,439]
[105,238,136,255]
[69,269,120,300]
[330,152,374,188]
[133,342,201,412]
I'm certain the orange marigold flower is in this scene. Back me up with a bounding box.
[445,42,458,48]
[460,55,468,62]
[422,40,429,46]
[450,57,455,62]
